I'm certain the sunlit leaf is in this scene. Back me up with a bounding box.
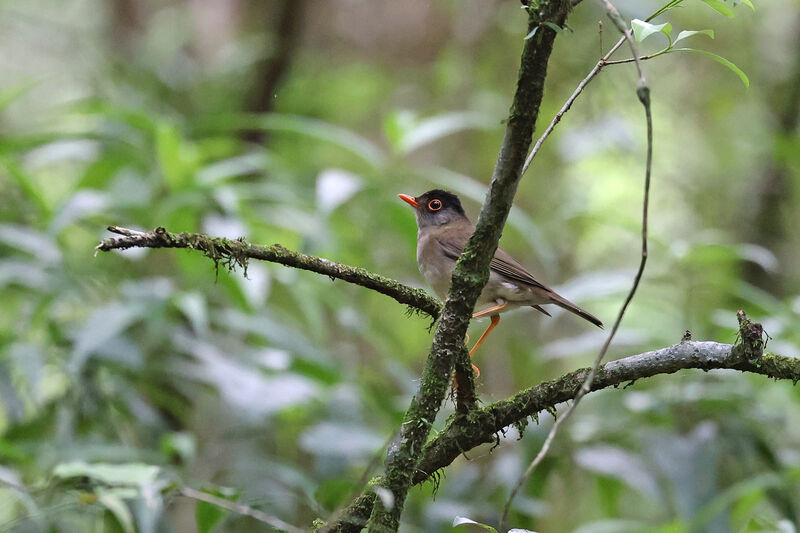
[178,336,319,417]
[0,224,61,264]
[523,27,538,40]
[53,462,161,486]
[671,48,749,87]
[572,519,651,533]
[49,190,111,233]
[734,243,778,272]
[23,139,100,168]
[196,153,269,185]
[631,19,672,42]
[233,114,386,166]
[700,0,735,17]
[71,301,150,373]
[0,260,49,290]
[396,111,499,153]
[672,29,714,46]
[98,491,135,533]
[542,21,565,34]
[160,432,197,463]
[196,498,227,533]
[574,446,660,499]
[299,422,384,459]
[316,168,364,214]
[174,292,209,333]
[453,516,499,532]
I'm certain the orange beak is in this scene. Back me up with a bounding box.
[398,194,419,208]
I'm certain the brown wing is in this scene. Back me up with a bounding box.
[436,234,549,292]
[436,233,603,328]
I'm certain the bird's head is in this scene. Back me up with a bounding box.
[398,189,468,229]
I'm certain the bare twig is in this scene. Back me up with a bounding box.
[500,1,651,528]
[95,226,441,320]
[177,487,305,533]
[520,34,626,177]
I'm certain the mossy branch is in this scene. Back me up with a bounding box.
[324,315,798,532]
[366,3,574,531]
[95,226,441,320]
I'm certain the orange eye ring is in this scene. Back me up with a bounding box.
[428,199,442,211]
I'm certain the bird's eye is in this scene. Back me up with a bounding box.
[428,199,442,211]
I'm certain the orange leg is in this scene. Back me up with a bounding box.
[467,300,508,377]
[472,300,508,319]
[455,301,508,387]
[470,314,501,358]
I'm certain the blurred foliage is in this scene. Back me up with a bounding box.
[1,0,800,531]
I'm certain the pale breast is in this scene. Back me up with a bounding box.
[416,232,455,300]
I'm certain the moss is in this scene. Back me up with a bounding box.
[732,310,765,363]
[757,352,800,384]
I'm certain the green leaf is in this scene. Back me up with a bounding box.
[631,19,672,42]
[394,112,497,154]
[196,499,227,533]
[453,516,499,532]
[160,432,197,463]
[671,48,749,87]
[53,462,161,487]
[739,0,755,10]
[542,21,565,34]
[672,29,714,45]
[700,0,735,17]
[189,485,239,533]
[253,113,385,166]
[0,155,51,217]
[523,27,538,40]
[315,479,356,511]
[0,81,36,112]
[97,491,135,533]
[71,301,150,373]
[155,122,198,190]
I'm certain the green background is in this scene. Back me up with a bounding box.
[1,0,800,531]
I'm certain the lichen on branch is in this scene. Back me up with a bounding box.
[95,226,442,320]
[324,325,800,532]
[366,3,575,531]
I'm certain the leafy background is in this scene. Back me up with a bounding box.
[1,0,800,531]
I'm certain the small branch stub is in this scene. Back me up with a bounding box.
[734,310,766,363]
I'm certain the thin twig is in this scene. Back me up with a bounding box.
[177,487,305,533]
[604,52,664,65]
[520,34,626,177]
[500,1,651,528]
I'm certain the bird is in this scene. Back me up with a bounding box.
[399,189,602,374]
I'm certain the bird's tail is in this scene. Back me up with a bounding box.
[544,292,603,328]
